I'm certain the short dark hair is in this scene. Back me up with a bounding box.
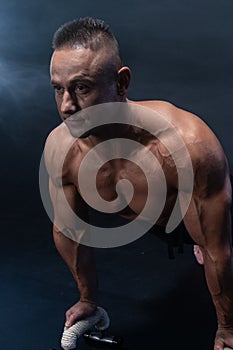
[52,17,122,67]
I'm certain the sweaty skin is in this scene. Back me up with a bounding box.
[45,47,233,350]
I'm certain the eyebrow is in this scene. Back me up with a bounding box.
[50,75,96,86]
[50,80,59,86]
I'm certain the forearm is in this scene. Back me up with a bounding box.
[204,248,233,327]
[74,243,98,304]
[53,227,98,304]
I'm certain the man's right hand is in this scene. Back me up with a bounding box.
[65,300,97,327]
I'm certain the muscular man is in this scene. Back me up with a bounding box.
[44,17,233,349]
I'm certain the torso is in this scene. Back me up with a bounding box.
[45,99,224,227]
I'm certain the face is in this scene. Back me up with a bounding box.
[50,47,121,121]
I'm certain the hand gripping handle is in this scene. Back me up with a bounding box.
[61,306,110,350]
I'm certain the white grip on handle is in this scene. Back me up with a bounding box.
[61,306,110,350]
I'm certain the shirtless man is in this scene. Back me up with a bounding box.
[44,17,233,349]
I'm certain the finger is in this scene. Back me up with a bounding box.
[65,313,76,327]
[214,338,224,350]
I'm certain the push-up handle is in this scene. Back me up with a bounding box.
[61,306,110,350]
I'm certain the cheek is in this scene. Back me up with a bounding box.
[55,96,64,118]
[103,82,118,100]
[55,95,62,109]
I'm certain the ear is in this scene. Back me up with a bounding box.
[117,66,131,96]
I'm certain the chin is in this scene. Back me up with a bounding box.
[68,127,98,139]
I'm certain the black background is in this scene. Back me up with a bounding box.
[0,1,232,349]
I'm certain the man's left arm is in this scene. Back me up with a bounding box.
[183,164,233,350]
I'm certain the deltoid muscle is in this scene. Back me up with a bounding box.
[61,306,110,350]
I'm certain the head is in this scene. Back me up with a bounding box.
[50,17,131,121]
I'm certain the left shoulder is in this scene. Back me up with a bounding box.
[133,99,230,194]
[134,99,226,165]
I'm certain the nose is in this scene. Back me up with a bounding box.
[60,91,79,116]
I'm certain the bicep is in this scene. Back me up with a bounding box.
[49,179,89,240]
[183,135,232,253]
[183,176,233,299]
[183,179,232,257]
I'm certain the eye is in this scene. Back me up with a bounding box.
[53,85,64,95]
[75,83,90,95]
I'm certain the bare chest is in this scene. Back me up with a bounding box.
[65,144,177,222]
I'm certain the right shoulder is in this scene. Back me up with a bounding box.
[44,123,76,177]
[45,123,73,150]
